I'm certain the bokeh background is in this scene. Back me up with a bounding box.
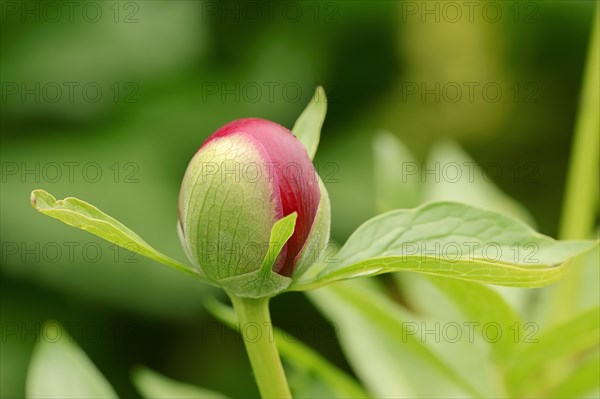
[1,1,597,397]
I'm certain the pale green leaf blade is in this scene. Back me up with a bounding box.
[550,352,599,398]
[533,243,600,329]
[132,367,227,399]
[505,307,600,397]
[308,279,506,398]
[372,131,421,211]
[204,298,368,398]
[421,276,523,364]
[277,335,369,399]
[292,86,327,159]
[420,140,537,314]
[293,202,596,290]
[30,189,199,278]
[375,137,535,312]
[26,321,118,399]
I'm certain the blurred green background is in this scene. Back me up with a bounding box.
[1,1,596,397]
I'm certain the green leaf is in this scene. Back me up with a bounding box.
[292,202,596,290]
[26,321,118,399]
[550,352,600,398]
[277,335,369,399]
[422,276,522,364]
[531,242,600,329]
[292,86,327,159]
[30,189,199,278]
[421,140,538,313]
[132,366,228,399]
[372,131,421,211]
[372,136,536,313]
[505,307,600,397]
[204,298,368,398]
[308,279,506,397]
[218,213,296,298]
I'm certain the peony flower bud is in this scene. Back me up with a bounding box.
[178,118,327,296]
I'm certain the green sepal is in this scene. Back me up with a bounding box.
[292,86,327,160]
[291,177,331,281]
[220,213,297,298]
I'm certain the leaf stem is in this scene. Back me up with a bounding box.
[229,295,292,399]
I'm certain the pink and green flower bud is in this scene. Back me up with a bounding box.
[178,118,328,296]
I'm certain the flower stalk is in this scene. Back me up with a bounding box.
[229,295,292,399]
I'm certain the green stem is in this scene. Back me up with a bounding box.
[552,8,599,324]
[229,295,292,399]
[559,9,599,240]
